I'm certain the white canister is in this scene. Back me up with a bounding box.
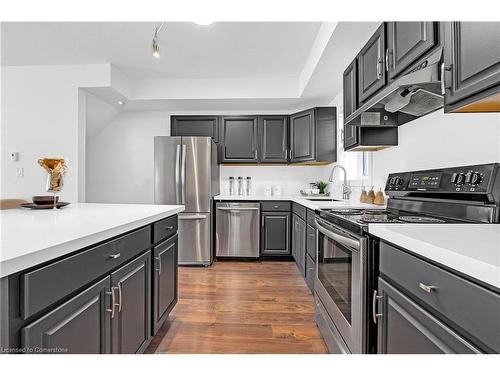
[264,185,272,196]
[272,185,282,196]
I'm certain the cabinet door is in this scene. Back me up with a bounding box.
[170,116,219,142]
[152,235,178,334]
[290,109,315,162]
[292,214,306,277]
[387,22,437,79]
[221,116,259,162]
[110,252,151,354]
[261,212,291,256]
[444,22,500,106]
[305,254,315,292]
[358,24,386,103]
[22,277,112,354]
[343,59,358,120]
[376,278,481,354]
[259,115,289,163]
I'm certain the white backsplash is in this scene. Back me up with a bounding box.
[219,165,332,196]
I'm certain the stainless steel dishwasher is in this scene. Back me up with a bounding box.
[215,202,260,258]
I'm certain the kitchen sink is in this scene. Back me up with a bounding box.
[305,198,340,202]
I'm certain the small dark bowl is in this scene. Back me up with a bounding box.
[32,195,59,205]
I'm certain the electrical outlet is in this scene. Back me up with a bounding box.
[16,167,24,177]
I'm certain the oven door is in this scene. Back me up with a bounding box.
[314,217,366,353]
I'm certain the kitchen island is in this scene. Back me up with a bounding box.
[0,203,184,354]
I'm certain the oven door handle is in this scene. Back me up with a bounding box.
[314,218,360,251]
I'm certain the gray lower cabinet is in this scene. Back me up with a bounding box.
[22,277,112,354]
[443,22,500,112]
[261,212,291,256]
[152,234,178,334]
[221,116,259,162]
[259,115,289,163]
[376,277,480,354]
[110,252,151,354]
[292,214,306,277]
[305,254,315,292]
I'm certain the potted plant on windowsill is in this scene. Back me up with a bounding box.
[315,181,328,195]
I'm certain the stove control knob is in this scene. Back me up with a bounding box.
[388,177,395,185]
[471,172,482,186]
[450,173,459,184]
[395,177,403,185]
[455,173,466,185]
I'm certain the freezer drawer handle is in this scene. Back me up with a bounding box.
[178,214,208,220]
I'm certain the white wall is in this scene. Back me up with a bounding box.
[1,64,109,201]
[372,110,500,188]
[219,165,331,196]
[85,111,169,204]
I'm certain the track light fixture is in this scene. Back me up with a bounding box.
[152,22,164,59]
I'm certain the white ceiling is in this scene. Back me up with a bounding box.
[1,22,321,79]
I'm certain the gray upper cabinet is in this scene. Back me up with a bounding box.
[261,212,291,256]
[110,252,151,354]
[290,109,315,162]
[221,116,259,162]
[386,22,437,79]
[153,235,178,334]
[377,278,480,354]
[358,24,386,103]
[22,277,112,354]
[290,107,337,163]
[259,115,289,163]
[443,22,500,112]
[170,116,219,142]
[343,59,358,150]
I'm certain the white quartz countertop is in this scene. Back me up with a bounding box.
[0,203,185,278]
[368,224,500,290]
[214,195,385,211]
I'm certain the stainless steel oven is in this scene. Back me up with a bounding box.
[314,216,367,353]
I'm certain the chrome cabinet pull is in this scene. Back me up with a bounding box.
[106,288,116,318]
[156,256,162,275]
[441,62,452,95]
[419,282,436,293]
[385,48,389,72]
[117,282,123,312]
[109,253,121,259]
[372,290,383,323]
[164,225,174,230]
[376,58,382,78]
[274,205,279,209]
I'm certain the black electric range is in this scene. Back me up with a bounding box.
[317,162,500,235]
[313,163,500,354]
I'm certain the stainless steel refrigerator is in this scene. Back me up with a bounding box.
[154,136,219,265]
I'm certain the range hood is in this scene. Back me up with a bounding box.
[346,47,444,127]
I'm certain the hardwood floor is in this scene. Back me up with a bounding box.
[146,261,328,354]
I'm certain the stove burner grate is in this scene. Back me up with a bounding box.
[398,216,446,223]
[328,209,362,215]
[359,217,399,223]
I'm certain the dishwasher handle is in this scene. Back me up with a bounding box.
[216,207,260,211]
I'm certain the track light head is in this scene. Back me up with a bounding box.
[152,22,164,59]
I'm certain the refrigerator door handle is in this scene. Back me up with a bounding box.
[174,144,181,204]
[180,144,187,205]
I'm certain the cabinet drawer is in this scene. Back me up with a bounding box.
[306,224,316,261]
[380,241,500,352]
[21,227,150,320]
[306,209,316,227]
[261,201,291,212]
[153,215,178,244]
[292,203,307,221]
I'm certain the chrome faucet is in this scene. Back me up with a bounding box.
[328,164,352,200]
